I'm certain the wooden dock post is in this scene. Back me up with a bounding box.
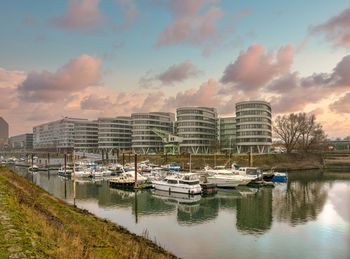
[134,154,138,188]
[189,153,192,173]
[248,149,253,167]
[73,150,76,206]
[47,153,50,169]
[64,153,67,175]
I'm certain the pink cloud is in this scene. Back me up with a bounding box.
[296,38,309,54]
[139,60,200,88]
[162,78,221,110]
[310,5,350,50]
[18,54,102,102]
[158,59,199,85]
[51,0,106,30]
[220,43,294,91]
[329,92,350,114]
[157,0,223,46]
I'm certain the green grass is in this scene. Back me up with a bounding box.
[0,165,176,259]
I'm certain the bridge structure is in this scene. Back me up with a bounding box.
[151,128,183,155]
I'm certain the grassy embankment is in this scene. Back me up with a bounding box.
[0,165,176,259]
[133,152,327,171]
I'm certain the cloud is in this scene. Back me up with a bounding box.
[162,78,220,110]
[158,59,199,84]
[80,95,112,110]
[140,60,200,88]
[202,7,251,56]
[157,0,222,46]
[310,5,350,49]
[329,92,350,114]
[115,0,139,30]
[0,67,26,109]
[296,38,309,54]
[220,43,294,92]
[18,54,102,102]
[308,108,324,117]
[51,0,106,30]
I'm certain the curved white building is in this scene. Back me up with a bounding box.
[176,107,217,154]
[131,112,175,154]
[235,101,272,153]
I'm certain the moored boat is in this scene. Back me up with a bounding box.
[153,173,201,194]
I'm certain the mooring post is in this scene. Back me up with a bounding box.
[248,150,253,167]
[189,153,192,173]
[134,153,138,188]
[47,153,50,169]
[64,153,67,175]
[73,149,76,206]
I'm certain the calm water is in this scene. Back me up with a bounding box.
[10,166,350,259]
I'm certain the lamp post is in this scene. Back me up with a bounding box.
[229,136,232,155]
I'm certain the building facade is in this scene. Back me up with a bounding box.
[98,117,132,152]
[176,107,217,154]
[0,117,9,139]
[218,117,236,153]
[131,112,175,154]
[235,101,272,153]
[9,133,33,151]
[33,117,98,152]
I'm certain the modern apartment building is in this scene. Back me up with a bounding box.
[176,107,217,154]
[0,117,9,149]
[33,117,98,152]
[131,112,175,154]
[217,117,236,153]
[235,101,272,153]
[98,116,132,151]
[9,133,33,151]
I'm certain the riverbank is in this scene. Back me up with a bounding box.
[0,165,176,259]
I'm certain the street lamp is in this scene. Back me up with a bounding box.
[229,136,232,155]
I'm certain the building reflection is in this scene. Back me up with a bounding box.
[236,188,273,235]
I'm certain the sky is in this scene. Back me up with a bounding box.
[0,0,350,138]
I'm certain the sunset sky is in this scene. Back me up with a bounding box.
[1,0,350,138]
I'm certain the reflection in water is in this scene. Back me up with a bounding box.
[7,166,350,259]
[236,188,273,235]
[273,173,328,225]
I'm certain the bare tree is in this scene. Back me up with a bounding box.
[299,113,326,152]
[273,113,326,153]
[273,113,304,153]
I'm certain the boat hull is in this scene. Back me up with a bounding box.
[153,181,201,194]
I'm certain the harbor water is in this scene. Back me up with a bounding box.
[9,166,350,259]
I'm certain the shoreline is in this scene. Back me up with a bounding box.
[0,165,176,259]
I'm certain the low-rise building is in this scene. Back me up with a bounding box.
[9,133,33,151]
[33,117,98,152]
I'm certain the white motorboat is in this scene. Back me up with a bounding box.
[205,173,251,188]
[203,166,252,187]
[74,167,92,178]
[233,167,263,182]
[153,173,202,195]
